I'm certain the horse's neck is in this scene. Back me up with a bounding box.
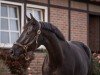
[42,30,63,70]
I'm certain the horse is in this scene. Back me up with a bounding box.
[11,14,91,75]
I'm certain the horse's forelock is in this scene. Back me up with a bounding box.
[24,18,39,30]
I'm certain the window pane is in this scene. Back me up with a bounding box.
[10,20,18,31]
[0,32,1,43]
[26,9,32,18]
[34,10,41,21]
[11,32,19,43]
[9,6,17,18]
[1,4,8,17]
[0,18,8,30]
[0,32,9,43]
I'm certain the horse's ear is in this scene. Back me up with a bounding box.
[26,15,31,21]
[30,13,38,24]
[30,13,37,22]
[30,13,34,19]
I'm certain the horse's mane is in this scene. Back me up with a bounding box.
[40,22,66,41]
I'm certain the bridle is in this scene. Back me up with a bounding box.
[12,23,41,60]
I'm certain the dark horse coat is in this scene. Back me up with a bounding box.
[39,23,91,75]
[42,41,91,75]
[11,15,91,75]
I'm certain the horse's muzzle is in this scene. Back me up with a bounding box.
[9,49,18,60]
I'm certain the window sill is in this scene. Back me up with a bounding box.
[0,43,12,49]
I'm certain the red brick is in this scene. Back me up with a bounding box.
[50,7,69,40]
[71,11,88,45]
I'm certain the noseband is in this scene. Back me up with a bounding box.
[13,23,41,59]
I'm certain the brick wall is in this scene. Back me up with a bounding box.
[50,7,69,40]
[50,0,68,7]
[70,11,88,45]
[89,4,100,12]
[28,0,48,3]
[28,53,46,75]
[71,1,87,10]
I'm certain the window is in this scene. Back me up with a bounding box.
[27,4,48,22]
[27,8,43,21]
[0,1,24,48]
[0,4,20,44]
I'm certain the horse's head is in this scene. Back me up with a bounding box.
[11,14,42,59]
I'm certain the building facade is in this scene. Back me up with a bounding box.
[0,0,100,74]
[0,0,100,52]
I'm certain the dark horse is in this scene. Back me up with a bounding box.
[11,14,91,75]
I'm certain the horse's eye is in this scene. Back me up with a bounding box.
[27,32,30,35]
[26,28,30,35]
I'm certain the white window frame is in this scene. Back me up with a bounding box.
[1,5,20,43]
[27,4,48,22]
[0,1,24,48]
[27,8,44,21]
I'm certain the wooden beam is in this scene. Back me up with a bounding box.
[73,0,100,5]
[6,0,24,3]
[48,0,50,22]
[68,0,71,41]
[27,1,48,6]
[87,0,89,46]
[24,0,27,25]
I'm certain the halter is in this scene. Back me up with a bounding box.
[13,23,41,60]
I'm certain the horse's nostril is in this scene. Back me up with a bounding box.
[10,51,13,54]
[9,50,14,58]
